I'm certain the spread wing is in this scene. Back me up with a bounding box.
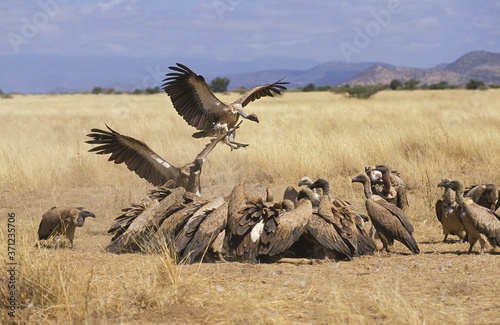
[162,63,228,132]
[234,78,289,107]
[86,125,182,186]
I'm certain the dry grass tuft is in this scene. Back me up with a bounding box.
[1,90,500,324]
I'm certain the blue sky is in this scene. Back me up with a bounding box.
[1,1,499,92]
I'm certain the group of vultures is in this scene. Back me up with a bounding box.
[37,63,500,264]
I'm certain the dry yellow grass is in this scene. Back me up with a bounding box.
[1,89,500,324]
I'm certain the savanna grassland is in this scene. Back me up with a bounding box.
[1,90,500,324]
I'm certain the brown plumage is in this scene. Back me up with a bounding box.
[352,174,419,254]
[281,176,321,208]
[365,164,408,210]
[304,181,377,257]
[162,63,288,149]
[155,192,210,250]
[438,179,500,253]
[106,186,186,254]
[175,197,229,263]
[283,186,299,208]
[464,183,500,212]
[227,181,287,263]
[435,179,467,242]
[228,195,312,263]
[86,125,225,195]
[38,207,95,248]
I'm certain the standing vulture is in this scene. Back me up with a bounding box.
[438,179,500,253]
[38,207,96,248]
[352,174,419,254]
[162,63,288,150]
[365,165,408,210]
[464,183,500,212]
[435,179,467,242]
[306,180,377,256]
[86,125,226,195]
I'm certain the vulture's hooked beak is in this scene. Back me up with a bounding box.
[84,211,96,218]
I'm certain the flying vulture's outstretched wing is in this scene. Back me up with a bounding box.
[86,125,183,186]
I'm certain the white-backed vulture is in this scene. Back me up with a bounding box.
[366,165,408,210]
[352,174,420,254]
[86,125,227,195]
[435,179,467,242]
[283,176,319,207]
[155,192,210,251]
[162,63,288,150]
[464,183,500,212]
[227,181,285,263]
[299,184,377,258]
[38,207,95,248]
[174,197,229,263]
[228,195,312,263]
[106,186,187,254]
[438,179,500,253]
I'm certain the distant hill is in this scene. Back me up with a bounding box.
[223,62,390,90]
[1,50,498,93]
[346,51,500,86]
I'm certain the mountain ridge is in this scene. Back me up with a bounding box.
[1,50,499,93]
[345,51,500,86]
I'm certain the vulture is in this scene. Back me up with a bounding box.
[435,179,467,242]
[306,180,377,256]
[282,176,323,208]
[106,181,228,263]
[228,196,312,263]
[162,63,288,150]
[352,174,419,254]
[38,207,95,248]
[298,188,376,260]
[227,181,288,263]
[464,183,500,212]
[86,125,225,195]
[438,179,500,253]
[106,185,187,254]
[174,197,229,263]
[365,165,408,210]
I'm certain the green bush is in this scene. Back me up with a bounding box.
[466,79,486,90]
[302,83,316,92]
[390,79,403,90]
[342,85,385,99]
[91,87,103,94]
[210,77,230,92]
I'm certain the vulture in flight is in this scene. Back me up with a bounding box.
[352,174,419,254]
[435,179,467,242]
[438,179,500,253]
[38,207,96,248]
[162,63,288,150]
[86,125,225,195]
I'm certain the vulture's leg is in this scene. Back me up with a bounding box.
[225,121,249,150]
[217,252,228,263]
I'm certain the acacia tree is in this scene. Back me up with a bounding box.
[210,77,230,92]
[465,79,485,90]
[404,79,420,90]
[390,79,403,90]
